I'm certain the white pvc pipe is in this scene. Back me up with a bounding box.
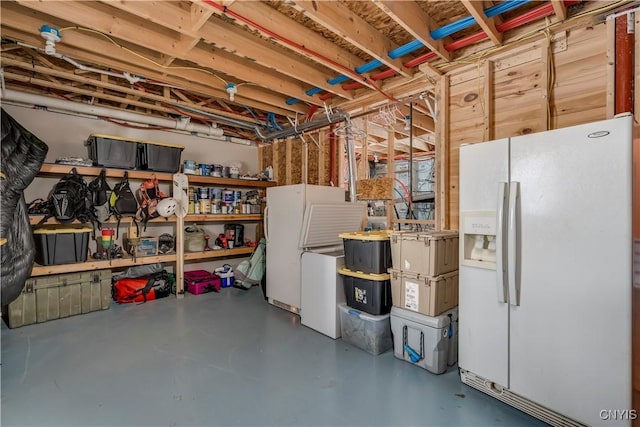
[1,89,224,137]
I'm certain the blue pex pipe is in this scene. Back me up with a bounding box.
[286,98,299,105]
[388,39,425,60]
[355,59,383,74]
[305,87,323,96]
[485,0,529,17]
[328,75,350,85]
[430,0,529,40]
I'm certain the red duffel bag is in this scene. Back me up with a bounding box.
[113,271,171,303]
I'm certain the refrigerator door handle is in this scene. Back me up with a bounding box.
[263,206,270,242]
[496,182,508,303]
[507,181,520,306]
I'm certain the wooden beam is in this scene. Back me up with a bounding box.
[0,13,307,115]
[373,1,451,62]
[363,109,370,179]
[12,1,323,106]
[105,0,353,100]
[272,141,280,184]
[386,129,395,228]
[291,1,413,78]
[550,0,568,21]
[198,0,375,93]
[461,1,502,46]
[606,17,616,119]
[541,37,551,130]
[435,75,450,231]
[484,60,494,140]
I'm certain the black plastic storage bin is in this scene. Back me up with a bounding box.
[138,141,185,173]
[339,231,391,274]
[86,134,138,169]
[33,227,91,265]
[339,267,392,315]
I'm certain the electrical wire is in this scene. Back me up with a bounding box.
[58,26,230,87]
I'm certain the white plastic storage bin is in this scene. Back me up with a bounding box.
[442,306,458,366]
[390,306,450,374]
[389,269,458,317]
[389,230,459,276]
[338,303,392,355]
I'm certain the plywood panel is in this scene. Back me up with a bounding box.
[261,144,274,172]
[291,140,303,185]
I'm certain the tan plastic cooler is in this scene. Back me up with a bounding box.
[389,269,458,317]
[389,230,459,276]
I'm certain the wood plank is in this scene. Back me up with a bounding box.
[550,0,567,20]
[461,0,502,46]
[484,60,494,141]
[291,0,412,78]
[386,130,395,228]
[183,214,262,222]
[37,164,276,188]
[318,130,326,186]
[541,36,551,130]
[200,0,371,89]
[30,254,177,277]
[183,247,253,261]
[374,1,451,61]
[10,1,322,106]
[606,17,616,119]
[436,75,450,231]
[357,178,394,200]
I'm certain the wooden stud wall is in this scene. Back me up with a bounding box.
[444,23,609,230]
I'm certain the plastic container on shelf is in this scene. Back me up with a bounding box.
[138,140,185,173]
[339,267,391,315]
[33,227,91,265]
[338,303,392,356]
[86,134,138,169]
[339,230,391,274]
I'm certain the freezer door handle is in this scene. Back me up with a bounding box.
[263,206,270,242]
[496,182,508,303]
[507,181,521,306]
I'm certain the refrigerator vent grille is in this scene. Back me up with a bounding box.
[460,371,585,427]
[299,203,366,249]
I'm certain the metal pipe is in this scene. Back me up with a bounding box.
[1,89,225,136]
[345,133,358,202]
[329,124,338,186]
[615,13,635,114]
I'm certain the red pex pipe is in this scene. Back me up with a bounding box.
[615,15,634,114]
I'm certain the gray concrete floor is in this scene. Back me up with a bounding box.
[1,287,546,427]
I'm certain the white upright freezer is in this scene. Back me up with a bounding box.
[264,184,365,315]
[458,115,633,427]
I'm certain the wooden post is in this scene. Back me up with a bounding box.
[386,129,395,229]
[362,107,370,180]
[606,17,616,119]
[435,75,450,231]
[175,214,185,298]
[272,140,280,185]
[540,36,551,131]
[338,134,346,189]
[484,60,494,140]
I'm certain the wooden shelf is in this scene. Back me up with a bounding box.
[29,215,177,226]
[183,247,253,260]
[184,214,262,222]
[30,254,177,277]
[30,213,262,225]
[37,163,277,188]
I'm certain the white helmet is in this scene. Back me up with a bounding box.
[156,197,177,217]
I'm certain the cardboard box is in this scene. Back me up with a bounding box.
[389,269,458,317]
[134,237,158,257]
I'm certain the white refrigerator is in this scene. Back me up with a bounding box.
[264,184,351,313]
[458,115,633,427]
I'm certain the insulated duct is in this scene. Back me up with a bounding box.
[0,89,225,137]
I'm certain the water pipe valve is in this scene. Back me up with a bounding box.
[39,25,61,55]
[226,83,237,102]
